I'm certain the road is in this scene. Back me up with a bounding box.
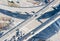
[0,0,60,41]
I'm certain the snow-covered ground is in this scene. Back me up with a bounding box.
[0,0,60,41]
[47,31,60,41]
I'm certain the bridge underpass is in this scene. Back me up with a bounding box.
[28,17,60,41]
[23,11,60,41]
